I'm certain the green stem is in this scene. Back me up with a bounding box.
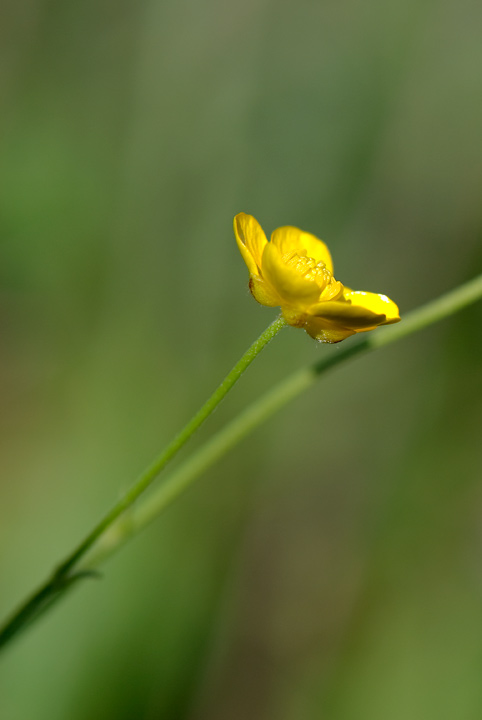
[1,273,482,652]
[0,314,287,651]
[83,272,482,567]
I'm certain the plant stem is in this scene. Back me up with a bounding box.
[83,272,482,567]
[0,314,287,651]
[1,272,482,652]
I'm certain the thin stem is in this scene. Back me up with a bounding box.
[0,314,287,651]
[56,314,287,576]
[1,273,482,652]
[83,272,482,568]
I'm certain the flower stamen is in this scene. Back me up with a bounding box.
[283,252,333,291]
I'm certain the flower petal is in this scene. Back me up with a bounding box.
[234,213,267,273]
[249,274,281,307]
[343,290,400,325]
[271,226,333,273]
[303,315,356,343]
[311,300,386,329]
[261,243,322,306]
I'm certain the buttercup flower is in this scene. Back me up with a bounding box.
[234,212,400,343]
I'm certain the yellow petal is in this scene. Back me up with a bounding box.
[343,290,400,325]
[261,243,322,306]
[249,274,281,307]
[310,300,386,329]
[304,315,356,343]
[271,226,333,273]
[234,213,267,273]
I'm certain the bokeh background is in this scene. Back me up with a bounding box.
[1,0,482,717]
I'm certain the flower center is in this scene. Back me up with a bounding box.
[283,252,332,290]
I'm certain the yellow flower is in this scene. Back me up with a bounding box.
[234,212,400,343]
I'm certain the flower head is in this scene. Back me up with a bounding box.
[234,213,400,343]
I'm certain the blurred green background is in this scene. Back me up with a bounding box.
[1,0,482,717]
